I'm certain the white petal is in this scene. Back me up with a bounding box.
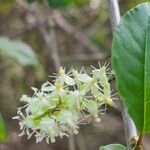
[12,116,20,120]
[64,76,75,86]
[78,74,91,83]
[31,87,38,92]
[18,131,25,136]
[20,95,30,102]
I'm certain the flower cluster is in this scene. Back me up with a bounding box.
[13,63,115,143]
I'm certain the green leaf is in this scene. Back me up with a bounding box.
[47,0,88,8]
[72,0,87,7]
[47,0,70,8]
[112,3,150,133]
[99,144,127,150]
[0,36,39,66]
[0,113,7,141]
[27,0,36,4]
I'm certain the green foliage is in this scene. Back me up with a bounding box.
[112,3,150,133]
[72,0,87,7]
[0,0,13,13]
[26,0,87,8]
[128,0,149,9]
[0,113,7,141]
[0,36,39,66]
[27,0,36,4]
[47,0,71,8]
[99,144,127,150]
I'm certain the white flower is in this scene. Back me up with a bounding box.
[13,63,114,143]
[57,67,75,86]
[85,100,99,120]
[39,117,59,141]
[41,81,55,93]
[20,95,30,102]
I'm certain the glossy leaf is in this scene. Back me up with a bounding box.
[112,3,150,133]
[99,144,127,150]
[0,36,39,66]
[0,113,7,141]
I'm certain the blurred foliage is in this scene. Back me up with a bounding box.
[27,0,88,8]
[128,0,149,8]
[47,0,71,8]
[99,144,127,150]
[0,36,39,66]
[0,0,13,14]
[0,113,7,141]
[27,0,36,4]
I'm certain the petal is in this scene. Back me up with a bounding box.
[64,75,75,86]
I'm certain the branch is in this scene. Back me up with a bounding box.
[76,134,86,150]
[51,10,106,58]
[108,0,120,32]
[60,53,109,62]
[107,0,138,149]
[30,3,61,71]
[68,133,76,150]
[15,0,61,70]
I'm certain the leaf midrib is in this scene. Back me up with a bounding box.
[143,13,150,133]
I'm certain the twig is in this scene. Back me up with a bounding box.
[16,0,61,70]
[108,0,121,32]
[15,0,61,70]
[60,53,108,62]
[9,19,46,38]
[134,134,143,150]
[68,133,76,150]
[30,3,61,71]
[15,0,107,62]
[51,10,105,58]
[76,134,86,150]
[107,0,138,149]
